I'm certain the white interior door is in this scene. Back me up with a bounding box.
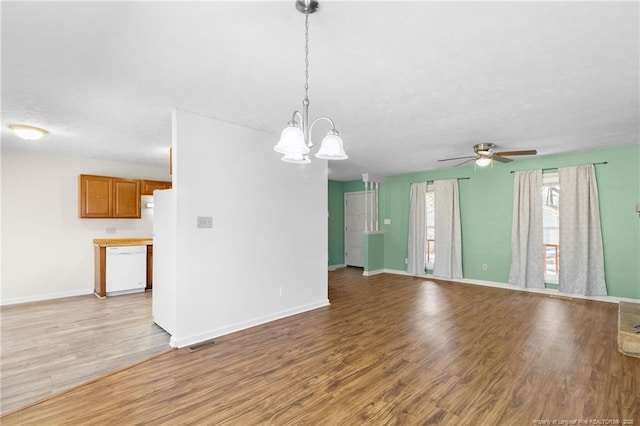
[345,192,366,267]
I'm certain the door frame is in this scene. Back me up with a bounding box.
[344,191,373,267]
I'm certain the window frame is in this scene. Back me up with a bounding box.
[542,172,560,284]
[425,183,435,270]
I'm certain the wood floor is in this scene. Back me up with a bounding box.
[0,291,170,413]
[2,268,639,424]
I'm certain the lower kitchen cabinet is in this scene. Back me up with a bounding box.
[93,239,153,297]
[146,245,153,289]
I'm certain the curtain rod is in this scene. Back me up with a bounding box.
[509,161,608,174]
[410,177,470,184]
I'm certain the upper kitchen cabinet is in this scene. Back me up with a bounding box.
[113,178,141,217]
[140,179,172,196]
[79,175,112,217]
[79,174,141,218]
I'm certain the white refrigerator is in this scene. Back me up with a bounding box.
[152,189,177,339]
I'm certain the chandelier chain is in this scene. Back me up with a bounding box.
[304,14,309,101]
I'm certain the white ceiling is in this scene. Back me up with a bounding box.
[2,1,638,181]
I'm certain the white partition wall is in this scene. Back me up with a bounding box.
[155,109,329,348]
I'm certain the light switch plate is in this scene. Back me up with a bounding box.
[197,216,213,228]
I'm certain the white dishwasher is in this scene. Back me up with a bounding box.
[106,245,146,296]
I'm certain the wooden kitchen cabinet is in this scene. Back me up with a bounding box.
[140,179,172,196]
[94,245,107,297]
[79,174,141,218]
[113,178,141,217]
[79,175,113,217]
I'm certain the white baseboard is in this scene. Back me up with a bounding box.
[0,288,94,306]
[328,264,346,271]
[172,299,331,348]
[381,269,639,304]
[363,269,384,276]
[382,268,416,277]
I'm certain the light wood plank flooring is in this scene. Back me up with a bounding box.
[3,268,639,424]
[0,291,171,413]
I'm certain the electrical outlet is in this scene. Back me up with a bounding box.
[197,216,213,228]
[482,263,488,271]
[384,219,391,225]
[405,258,408,265]
[106,227,117,234]
[279,286,286,296]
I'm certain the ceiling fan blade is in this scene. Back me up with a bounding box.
[454,158,475,167]
[438,155,476,162]
[495,150,537,156]
[492,155,513,163]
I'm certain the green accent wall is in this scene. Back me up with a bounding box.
[328,180,345,266]
[343,180,365,193]
[328,179,367,266]
[378,144,639,299]
[364,233,385,272]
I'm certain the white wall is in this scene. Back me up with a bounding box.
[0,148,170,304]
[168,110,328,347]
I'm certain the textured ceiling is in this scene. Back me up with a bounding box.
[2,1,638,180]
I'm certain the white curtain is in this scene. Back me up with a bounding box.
[407,182,427,275]
[508,170,544,288]
[432,179,463,279]
[558,165,607,296]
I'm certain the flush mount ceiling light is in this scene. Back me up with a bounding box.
[274,0,348,164]
[9,124,48,140]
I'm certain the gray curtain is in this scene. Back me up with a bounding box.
[432,179,463,279]
[508,170,545,288]
[407,182,428,275]
[558,165,607,296]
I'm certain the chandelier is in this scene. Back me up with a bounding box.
[274,0,348,164]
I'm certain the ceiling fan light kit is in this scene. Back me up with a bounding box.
[475,157,492,167]
[273,0,348,164]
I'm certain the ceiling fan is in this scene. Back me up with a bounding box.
[438,143,537,167]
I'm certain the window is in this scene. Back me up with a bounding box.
[542,172,559,283]
[425,184,435,269]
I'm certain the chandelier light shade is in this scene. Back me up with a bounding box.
[275,0,348,164]
[9,124,48,140]
[274,123,308,155]
[315,131,347,160]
